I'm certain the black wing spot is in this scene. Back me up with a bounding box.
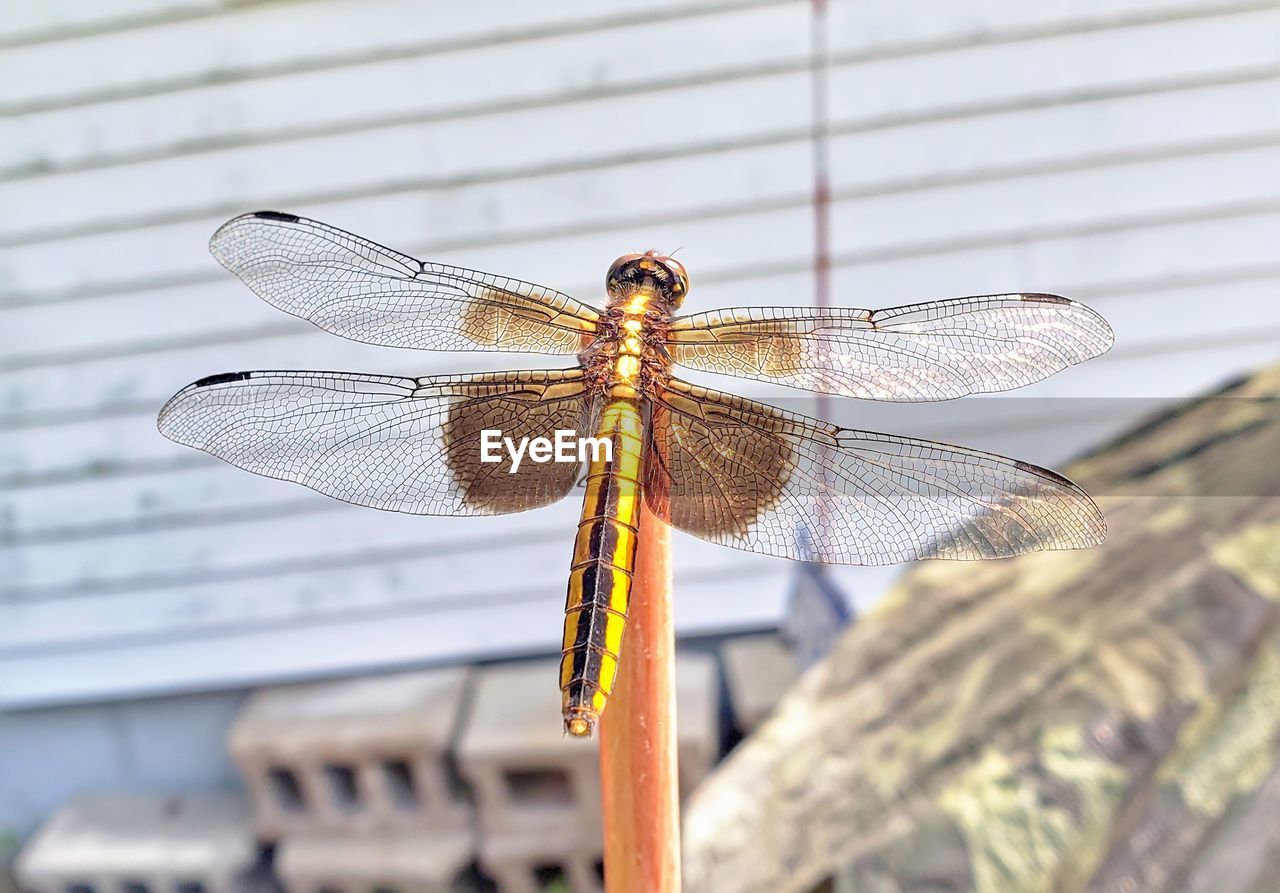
[1015,459,1077,488]
[253,210,299,222]
[1021,293,1072,305]
[193,371,253,387]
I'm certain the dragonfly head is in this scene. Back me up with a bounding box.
[607,251,689,309]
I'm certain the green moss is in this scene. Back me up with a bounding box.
[939,726,1125,893]
[1212,522,1280,600]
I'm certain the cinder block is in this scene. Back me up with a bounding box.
[227,668,471,839]
[15,793,254,893]
[456,659,600,839]
[720,634,801,734]
[456,653,719,840]
[673,651,719,795]
[275,829,474,893]
[478,827,602,893]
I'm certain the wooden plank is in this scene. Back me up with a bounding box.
[0,69,812,248]
[829,206,1280,304]
[1,509,770,632]
[6,72,1278,304]
[1,461,325,540]
[2,0,1255,176]
[6,141,1276,389]
[824,0,1266,50]
[827,6,1280,126]
[830,143,1280,259]
[0,199,814,363]
[5,92,1274,345]
[5,8,1276,248]
[0,274,815,427]
[0,559,790,709]
[0,0,1250,111]
[1,2,809,176]
[0,0,769,110]
[0,0,215,46]
[0,138,812,308]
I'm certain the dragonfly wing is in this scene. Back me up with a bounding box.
[210,211,600,353]
[158,368,591,515]
[645,377,1106,565]
[665,294,1113,401]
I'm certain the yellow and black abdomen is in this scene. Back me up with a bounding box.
[560,394,646,736]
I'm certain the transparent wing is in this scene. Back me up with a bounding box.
[645,377,1106,565]
[158,368,591,515]
[666,294,1113,401]
[210,211,600,353]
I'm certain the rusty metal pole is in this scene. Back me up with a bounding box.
[600,502,680,892]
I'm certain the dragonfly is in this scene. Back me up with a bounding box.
[158,211,1112,736]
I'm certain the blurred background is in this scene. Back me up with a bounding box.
[2,1,1278,892]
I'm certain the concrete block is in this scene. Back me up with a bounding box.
[673,651,719,795]
[275,829,474,893]
[227,668,471,839]
[456,653,719,839]
[456,658,599,840]
[720,634,800,734]
[478,827,602,893]
[14,793,254,893]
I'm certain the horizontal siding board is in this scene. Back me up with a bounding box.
[1,0,1252,111]
[1,2,810,176]
[828,206,1280,303]
[0,0,216,46]
[5,7,1277,249]
[4,138,1276,372]
[1,462,325,542]
[0,201,817,364]
[3,0,1257,177]
[0,0,774,110]
[0,138,813,305]
[7,71,1280,304]
[828,5,1280,123]
[828,77,1280,201]
[1,517,772,638]
[0,268,817,432]
[829,144,1280,260]
[0,69,813,247]
[0,563,790,709]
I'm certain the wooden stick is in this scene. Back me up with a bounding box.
[601,502,681,892]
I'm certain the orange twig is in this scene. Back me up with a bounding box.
[600,502,681,892]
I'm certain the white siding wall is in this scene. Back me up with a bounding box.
[3,1,1278,716]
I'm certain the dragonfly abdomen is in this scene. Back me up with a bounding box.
[560,397,645,737]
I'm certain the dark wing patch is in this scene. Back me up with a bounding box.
[645,377,1106,565]
[158,368,591,516]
